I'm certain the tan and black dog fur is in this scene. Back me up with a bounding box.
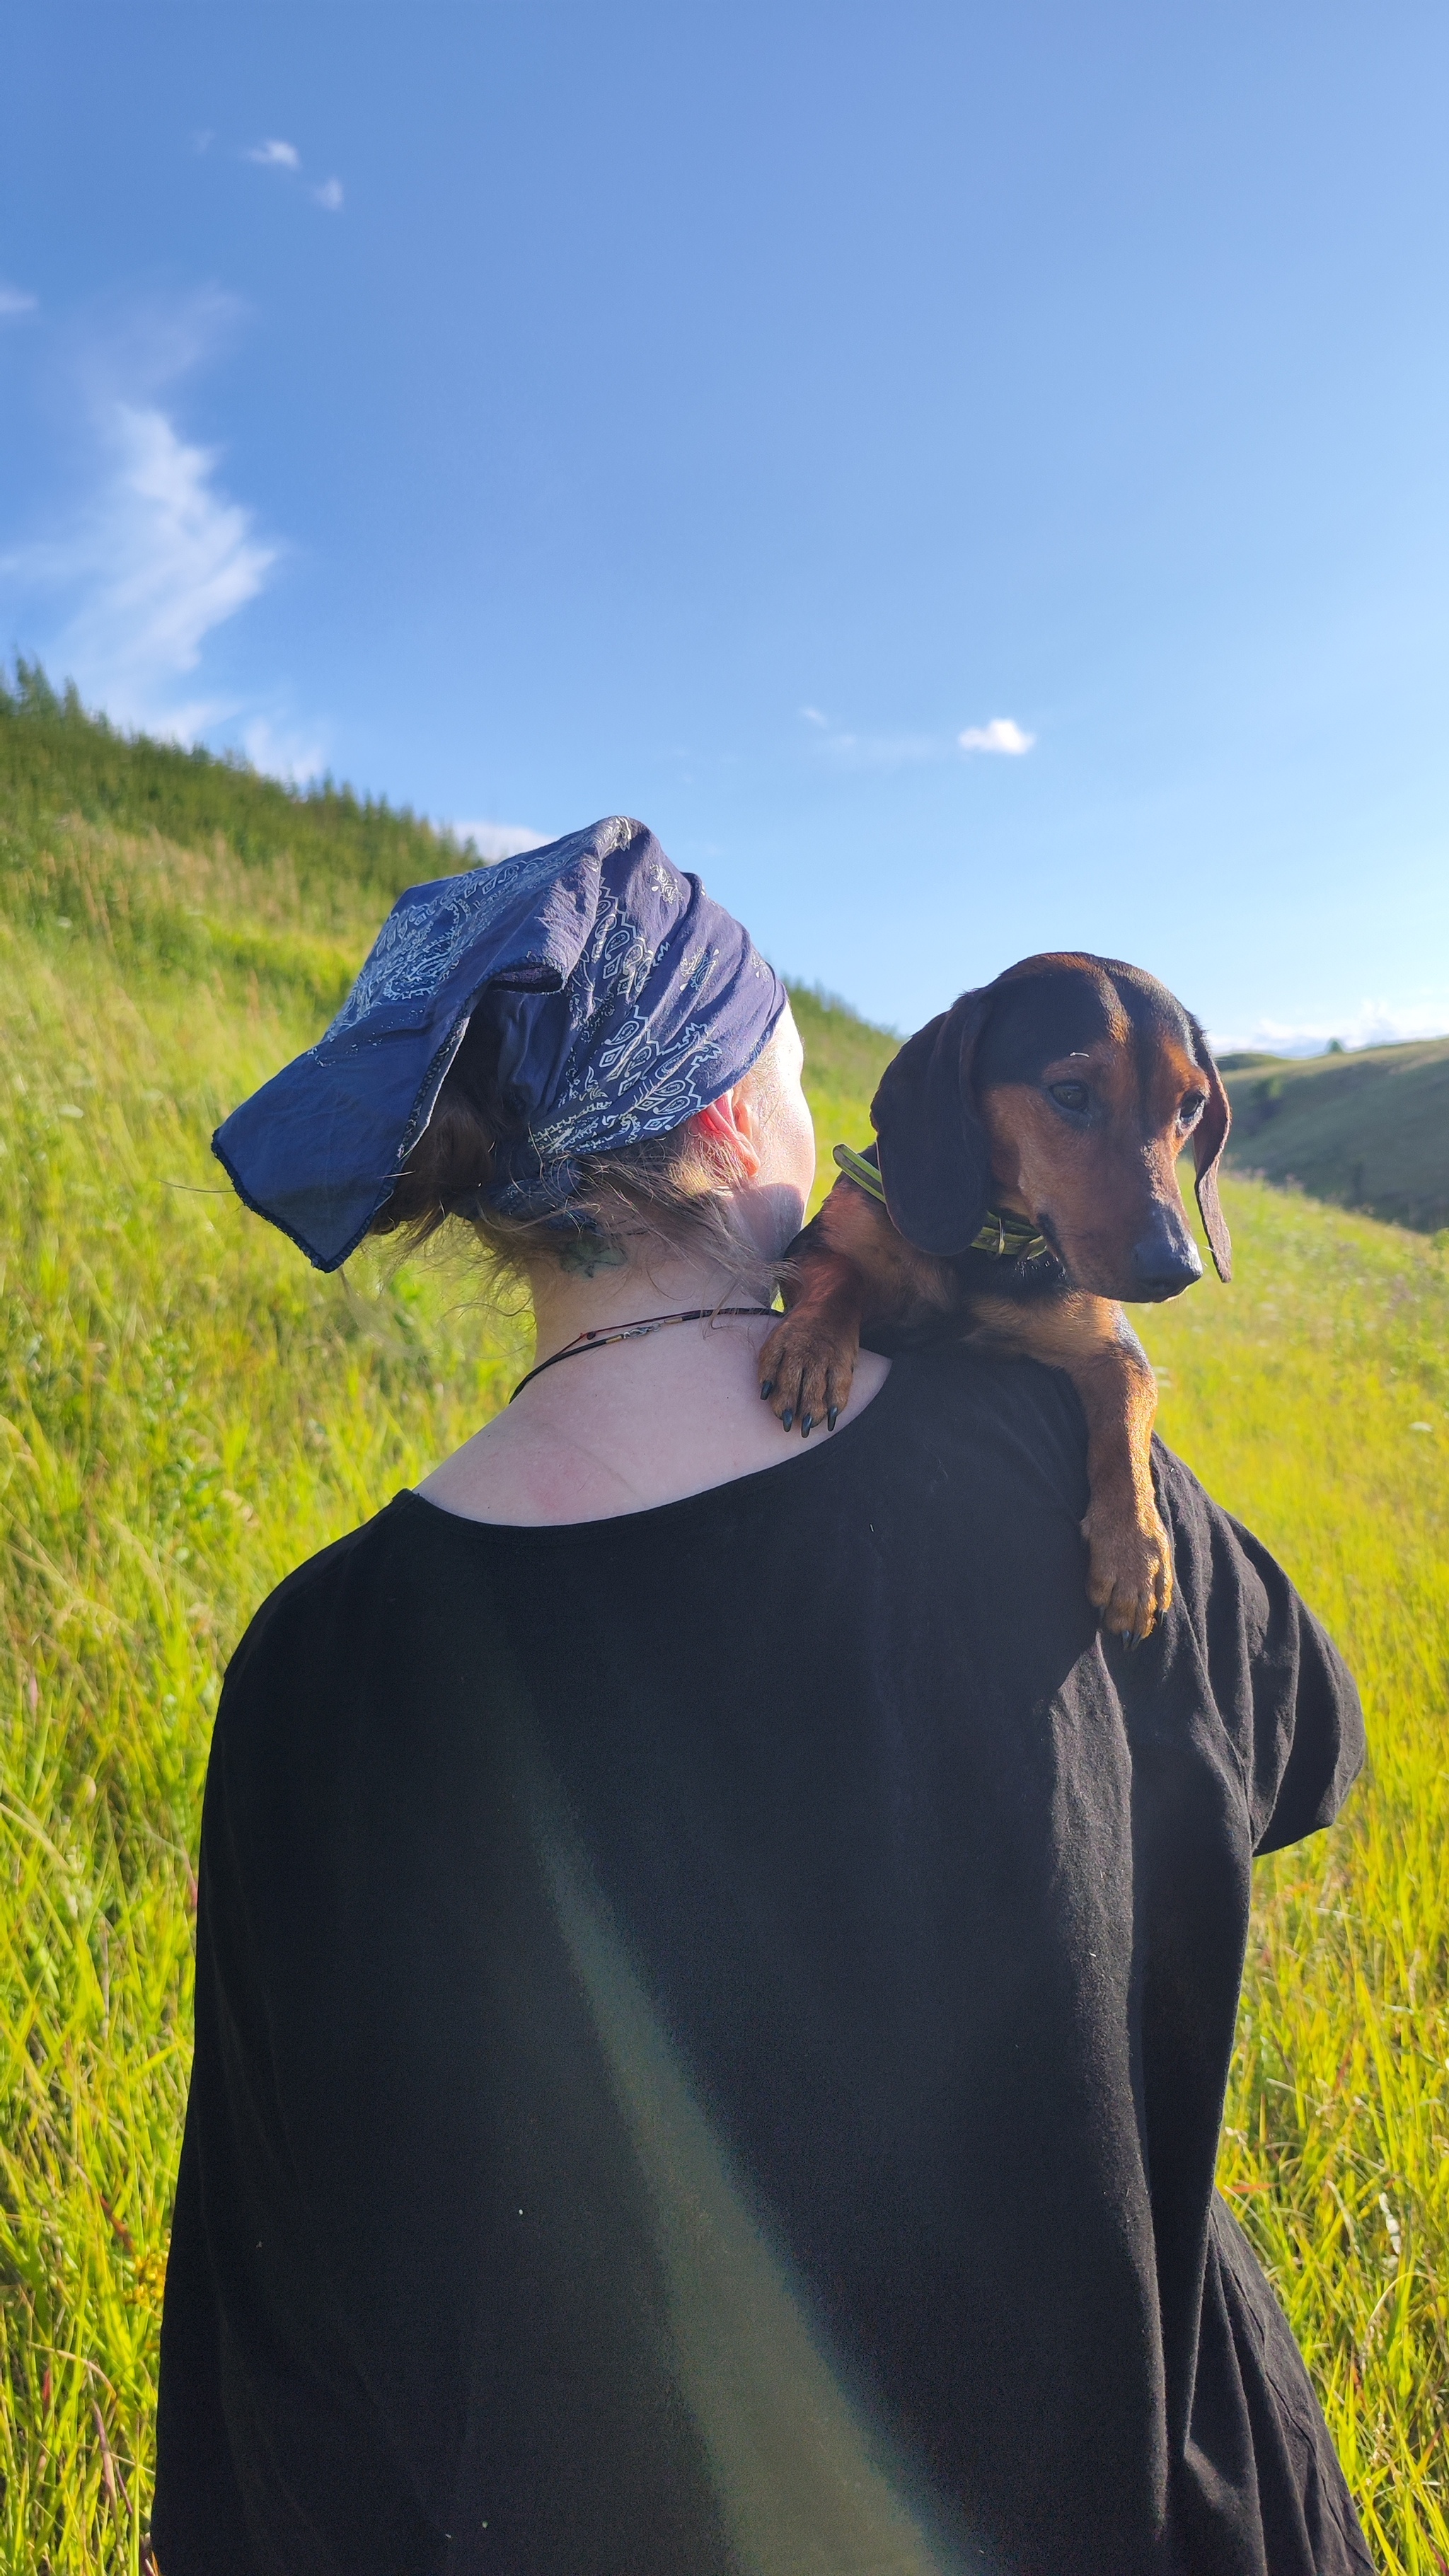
[758,953,1232,1642]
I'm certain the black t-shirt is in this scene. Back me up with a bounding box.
[151,1351,1372,2576]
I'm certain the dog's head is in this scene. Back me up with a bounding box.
[870,952,1231,1300]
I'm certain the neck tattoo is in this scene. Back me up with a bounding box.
[555,1235,629,1278]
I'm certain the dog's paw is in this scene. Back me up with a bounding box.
[1082,1492,1174,1645]
[758,1307,858,1438]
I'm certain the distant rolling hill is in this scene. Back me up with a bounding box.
[1220,1038,1449,1236]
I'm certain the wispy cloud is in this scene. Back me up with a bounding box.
[0,294,340,771]
[798,704,1037,769]
[2,340,275,737]
[0,283,37,319]
[242,716,328,786]
[242,137,344,212]
[796,705,938,767]
[451,819,548,862]
[826,730,942,768]
[958,717,1034,756]
[1210,1001,1449,1058]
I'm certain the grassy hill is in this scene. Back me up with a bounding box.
[1,683,1445,2568]
[1223,1039,1449,1236]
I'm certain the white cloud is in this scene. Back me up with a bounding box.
[3,400,277,738]
[0,283,37,318]
[313,178,345,212]
[242,716,328,785]
[248,138,301,169]
[958,717,1035,756]
[1209,1001,1449,1058]
[798,705,941,766]
[451,819,549,863]
[799,703,1037,770]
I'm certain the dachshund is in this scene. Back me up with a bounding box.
[758,953,1232,1643]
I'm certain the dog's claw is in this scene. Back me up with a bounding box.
[756,1303,860,1443]
[1083,1496,1174,1646]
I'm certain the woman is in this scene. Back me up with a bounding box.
[153,819,1370,2576]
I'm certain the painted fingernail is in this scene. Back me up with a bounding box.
[760,1380,775,1399]
[827,1406,838,1431]
[801,1414,814,1437]
[781,1407,794,1430]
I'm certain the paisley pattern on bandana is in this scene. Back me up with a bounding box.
[212,817,786,1271]
[318,824,636,1046]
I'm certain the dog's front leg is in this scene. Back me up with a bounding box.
[967,1291,1171,1642]
[1070,1322,1172,1644]
[759,1177,955,1434]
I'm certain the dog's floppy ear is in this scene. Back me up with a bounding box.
[869,988,994,1254]
[1189,1020,1232,1283]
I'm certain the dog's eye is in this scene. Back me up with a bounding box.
[1049,1082,1090,1114]
[1179,1094,1207,1128]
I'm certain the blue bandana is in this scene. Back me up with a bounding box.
[212,815,787,1272]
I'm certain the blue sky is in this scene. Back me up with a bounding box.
[3,3,1448,1050]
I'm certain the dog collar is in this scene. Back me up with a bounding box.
[831,1142,1050,1264]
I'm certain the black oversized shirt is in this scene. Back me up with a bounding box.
[152,1352,1371,2576]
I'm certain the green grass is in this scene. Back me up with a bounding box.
[0,683,1445,2567]
[1223,1036,1449,1235]
[1141,1195,1449,2569]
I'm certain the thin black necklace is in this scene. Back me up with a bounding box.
[509,1307,777,1404]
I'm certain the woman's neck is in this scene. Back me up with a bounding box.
[417,1241,891,1527]
[526,1244,770,1370]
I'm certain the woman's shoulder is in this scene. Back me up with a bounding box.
[206,1486,543,1876]
[229,1490,414,1649]
[216,1348,1088,1711]
[217,1493,452,1757]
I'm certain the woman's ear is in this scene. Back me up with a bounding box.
[869,988,994,1254]
[1188,1021,1232,1283]
[691,1087,763,1181]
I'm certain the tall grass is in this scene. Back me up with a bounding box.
[0,686,1444,2565]
[0,937,529,2570]
[1142,1195,1449,2570]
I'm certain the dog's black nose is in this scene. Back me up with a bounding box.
[1130,1228,1203,1300]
